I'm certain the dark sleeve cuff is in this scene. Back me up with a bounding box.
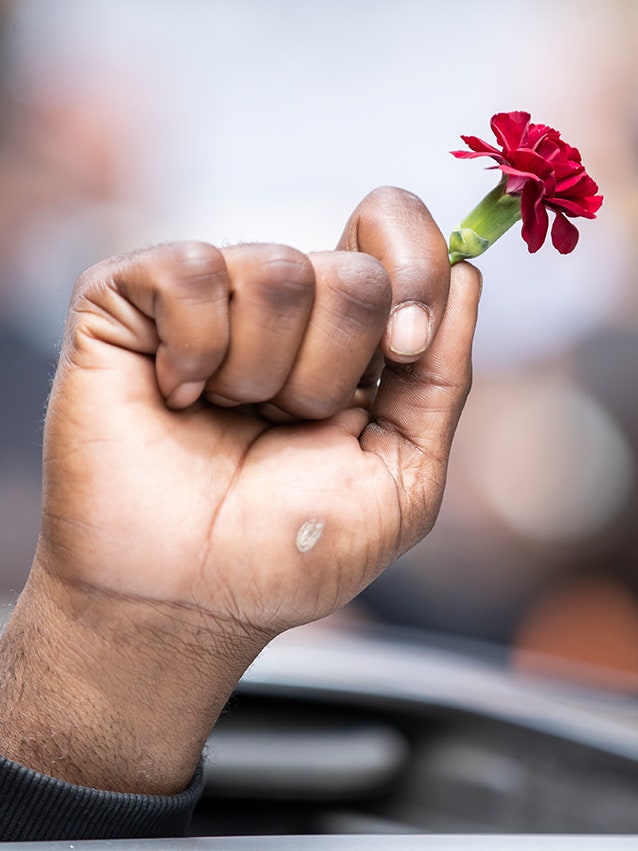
[0,753,204,841]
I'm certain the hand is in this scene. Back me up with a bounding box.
[0,188,480,796]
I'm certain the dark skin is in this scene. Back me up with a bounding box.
[0,187,480,796]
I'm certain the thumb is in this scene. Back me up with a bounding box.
[337,186,450,364]
[361,261,481,550]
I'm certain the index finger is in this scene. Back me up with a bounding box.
[337,186,450,363]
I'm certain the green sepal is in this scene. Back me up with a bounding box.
[449,228,490,265]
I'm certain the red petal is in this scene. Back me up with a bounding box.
[451,148,506,165]
[562,142,582,163]
[499,157,555,199]
[553,161,590,182]
[490,111,531,151]
[586,194,604,214]
[561,172,599,198]
[553,166,586,193]
[452,134,505,163]
[507,148,555,182]
[546,195,603,218]
[520,181,549,252]
[459,134,504,156]
[528,123,558,147]
[534,135,563,162]
[499,164,541,194]
[551,212,580,254]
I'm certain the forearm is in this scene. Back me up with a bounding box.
[0,557,268,797]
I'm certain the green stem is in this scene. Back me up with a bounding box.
[449,178,522,265]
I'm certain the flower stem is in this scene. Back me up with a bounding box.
[449,178,522,265]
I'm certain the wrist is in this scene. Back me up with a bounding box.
[0,561,270,795]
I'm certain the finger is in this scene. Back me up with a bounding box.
[71,242,231,409]
[266,347,386,422]
[358,348,385,391]
[337,186,450,364]
[352,347,385,411]
[203,244,316,406]
[362,261,481,546]
[273,250,392,420]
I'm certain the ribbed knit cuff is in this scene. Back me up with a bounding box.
[0,754,204,841]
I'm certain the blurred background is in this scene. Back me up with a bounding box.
[1,0,638,692]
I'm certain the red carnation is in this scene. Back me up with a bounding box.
[451,111,603,255]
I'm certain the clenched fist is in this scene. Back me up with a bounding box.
[0,188,480,799]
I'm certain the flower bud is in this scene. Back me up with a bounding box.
[450,112,603,259]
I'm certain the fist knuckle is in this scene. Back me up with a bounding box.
[72,258,114,303]
[181,338,224,367]
[331,254,392,324]
[166,241,226,296]
[275,382,342,421]
[291,395,339,421]
[210,373,281,405]
[253,245,315,307]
